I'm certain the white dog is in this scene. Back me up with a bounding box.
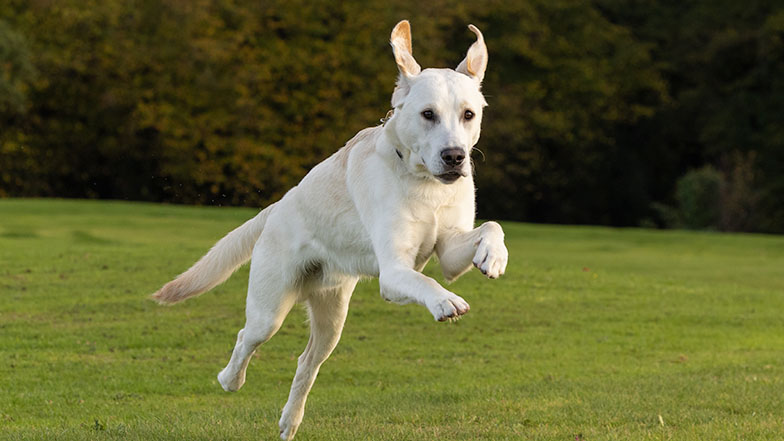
[153,20,508,440]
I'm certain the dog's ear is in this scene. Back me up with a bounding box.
[456,24,487,83]
[390,20,421,77]
[390,20,421,107]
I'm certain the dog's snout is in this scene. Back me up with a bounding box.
[440,148,465,167]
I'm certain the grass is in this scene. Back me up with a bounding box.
[1,198,783,440]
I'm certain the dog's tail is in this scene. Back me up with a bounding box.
[151,204,275,304]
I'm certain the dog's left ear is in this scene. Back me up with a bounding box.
[456,24,487,83]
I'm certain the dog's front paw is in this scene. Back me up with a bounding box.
[428,293,470,322]
[473,226,508,279]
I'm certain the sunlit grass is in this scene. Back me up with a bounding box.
[1,198,783,440]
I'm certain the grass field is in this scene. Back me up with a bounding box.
[1,198,783,440]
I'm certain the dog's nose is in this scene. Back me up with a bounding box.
[440,148,465,167]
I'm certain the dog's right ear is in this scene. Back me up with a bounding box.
[390,20,421,107]
[390,20,421,77]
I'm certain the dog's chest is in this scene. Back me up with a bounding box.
[414,236,436,270]
[409,208,440,269]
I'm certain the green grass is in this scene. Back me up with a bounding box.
[1,198,783,440]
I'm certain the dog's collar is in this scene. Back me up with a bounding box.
[380,109,394,126]
[380,109,403,160]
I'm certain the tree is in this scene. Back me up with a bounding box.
[0,19,36,196]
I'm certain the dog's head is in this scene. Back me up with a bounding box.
[385,20,488,184]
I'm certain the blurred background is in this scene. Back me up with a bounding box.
[1,0,782,232]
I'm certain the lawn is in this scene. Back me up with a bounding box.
[1,198,783,440]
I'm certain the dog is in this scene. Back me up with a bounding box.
[152,20,508,440]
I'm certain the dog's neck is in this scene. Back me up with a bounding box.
[379,109,404,160]
[379,109,403,161]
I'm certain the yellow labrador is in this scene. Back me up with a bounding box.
[153,20,508,440]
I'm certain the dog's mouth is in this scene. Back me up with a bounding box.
[436,170,465,184]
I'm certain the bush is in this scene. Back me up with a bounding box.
[651,156,762,232]
[675,166,722,230]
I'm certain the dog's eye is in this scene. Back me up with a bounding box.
[421,110,435,121]
[464,110,475,121]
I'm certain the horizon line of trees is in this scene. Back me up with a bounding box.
[2,0,783,232]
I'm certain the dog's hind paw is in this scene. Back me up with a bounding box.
[217,368,244,392]
[429,294,470,322]
[279,418,300,441]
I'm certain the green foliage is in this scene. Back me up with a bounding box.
[0,19,34,118]
[468,1,668,226]
[0,19,36,197]
[651,153,762,232]
[0,1,783,231]
[597,0,784,232]
[2,199,784,439]
[0,0,399,205]
[676,166,722,230]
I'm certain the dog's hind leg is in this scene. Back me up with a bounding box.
[217,250,298,392]
[278,278,357,441]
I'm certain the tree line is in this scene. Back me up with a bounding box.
[2,0,782,232]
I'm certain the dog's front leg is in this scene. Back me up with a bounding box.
[379,264,471,321]
[436,221,508,281]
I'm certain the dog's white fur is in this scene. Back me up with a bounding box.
[153,20,507,440]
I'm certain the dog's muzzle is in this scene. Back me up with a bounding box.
[436,171,463,183]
